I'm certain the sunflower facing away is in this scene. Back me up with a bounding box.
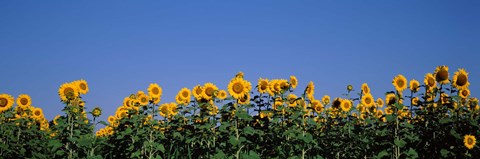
[74,79,89,95]
[148,83,162,103]
[452,68,470,90]
[392,74,407,92]
[0,94,14,113]
[464,134,476,150]
[58,83,78,101]
[290,75,298,89]
[409,79,420,93]
[16,94,32,108]
[424,73,437,91]
[361,93,375,108]
[434,65,449,84]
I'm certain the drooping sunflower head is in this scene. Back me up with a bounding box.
[376,98,384,108]
[305,81,315,100]
[1,94,15,113]
[216,90,227,100]
[148,83,162,102]
[340,99,352,112]
[434,65,449,84]
[228,78,249,99]
[58,83,79,101]
[322,95,331,105]
[332,98,342,109]
[311,99,324,113]
[361,83,370,95]
[74,79,89,95]
[192,85,203,101]
[238,93,251,105]
[361,93,375,108]
[452,68,470,90]
[257,78,269,94]
[424,73,437,91]
[279,79,289,91]
[412,97,419,106]
[464,134,476,150]
[409,79,420,93]
[459,89,470,99]
[16,94,32,108]
[287,94,298,107]
[385,93,396,105]
[392,74,407,92]
[290,76,298,89]
[202,83,218,100]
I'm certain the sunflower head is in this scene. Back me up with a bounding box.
[340,99,352,112]
[0,94,15,113]
[202,83,218,100]
[58,83,79,101]
[216,90,227,100]
[311,99,324,113]
[287,94,298,107]
[290,76,298,89]
[424,73,437,91]
[148,83,162,103]
[322,95,331,105]
[192,85,203,101]
[459,89,470,99]
[16,94,32,108]
[138,94,150,106]
[238,94,251,105]
[376,98,384,108]
[228,78,250,100]
[464,134,476,150]
[74,79,89,95]
[257,78,269,94]
[452,68,470,90]
[305,81,315,100]
[386,93,396,105]
[412,97,419,106]
[385,107,393,115]
[361,83,370,94]
[409,79,420,93]
[92,107,102,117]
[347,85,353,92]
[362,93,375,108]
[392,74,407,92]
[434,66,449,84]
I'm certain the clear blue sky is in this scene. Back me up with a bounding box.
[1,1,479,123]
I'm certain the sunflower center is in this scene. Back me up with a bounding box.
[205,87,214,96]
[152,87,159,95]
[457,74,468,86]
[436,70,448,81]
[141,97,148,103]
[462,90,469,97]
[34,111,41,116]
[396,80,405,88]
[260,84,267,91]
[467,138,474,145]
[64,87,74,97]
[0,98,8,107]
[80,83,87,90]
[365,97,372,104]
[233,83,244,93]
[182,91,189,98]
[428,78,435,87]
[195,88,202,95]
[20,98,29,105]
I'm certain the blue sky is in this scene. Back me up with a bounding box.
[1,1,479,123]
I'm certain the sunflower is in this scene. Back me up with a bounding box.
[74,79,89,95]
[452,68,470,90]
[409,79,420,93]
[290,76,298,89]
[269,80,280,95]
[273,97,283,110]
[376,98,384,108]
[257,78,269,94]
[238,94,251,105]
[192,85,203,101]
[306,81,315,100]
[16,94,31,108]
[412,97,419,106]
[347,85,353,92]
[356,104,365,113]
[202,83,218,100]
[464,134,476,150]
[385,107,393,115]
[279,79,289,91]
[287,94,298,107]
[169,103,178,116]
[340,99,352,112]
[424,73,437,91]
[322,95,331,105]
[58,83,78,101]
[459,89,470,99]
[175,94,186,105]
[434,66,449,84]
[53,115,61,125]
[148,83,162,103]
[216,90,227,100]
[332,98,342,109]
[208,105,219,116]
[235,71,244,79]
[123,97,134,107]
[138,94,149,105]
[392,74,407,92]
[31,107,44,121]
[362,93,375,108]
[361,83,370,94]
[107,116,116,124]
[228,78,250,99]
[311,99,324,113]
[0,94,14,113]
[385,93,396,105]
[92,107,102,117]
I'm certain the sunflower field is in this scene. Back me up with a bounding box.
[0,66,479,159]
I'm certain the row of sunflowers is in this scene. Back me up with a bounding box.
[0,66,478,158]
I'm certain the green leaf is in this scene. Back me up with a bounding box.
[243,126,255,135]
[406,148,418,158]
[450,129,461,139]
[248,150,260,159]
[304,133,313,143]
[375,150,388,159]
[440,149,450,158]
[394,138,406,148]
[156,144,165,153]
[229,136,238,146]
[439,118,452,124]
[236,112,252,121]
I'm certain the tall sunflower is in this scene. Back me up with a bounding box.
[228,78,250,100]
[306,81,315,100]
[178,88,191,104]
[290,76,298,89]
[361,93,375,108]
[409,79,420,93]
[192,85,203,101]
[202,83,218,100]
[311,99,324,113]
[424,73,437,91]
[452,68,470,90]
[138,94,149,106]
[287,94,298,107]
[322,95,331,105]
[385,93,396,105]
[411,97,419,106]
[340,99,352,112]
[216,90,227,100]
[459,89,470,99]
[31,107,44,121]
[74,79,89,95]
[257,78,269,94]
[434,65,449,84]
[464,134,476,150]
[392,74,407,92]
[376,98,384,108]
[0,94,14,113]
[361,83,370,94]
[58,83,78,101]
[238,94,250,105]
[148,83,162,103]
[16,94,31,108]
